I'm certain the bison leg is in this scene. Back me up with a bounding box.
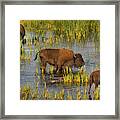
[40,57,46,74]
[59,67,63,73]
[56,60,64,74]
[56,66,63,74]
[88,82,92,100]
[95,79,100,89]
[88,75,93,100]
[53,64,58,74]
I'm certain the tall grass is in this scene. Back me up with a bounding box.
[20,20,100,100]
[20,20,100,51]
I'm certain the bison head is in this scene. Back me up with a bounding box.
[74,53,85,68]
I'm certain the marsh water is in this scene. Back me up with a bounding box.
[20,36,100,100]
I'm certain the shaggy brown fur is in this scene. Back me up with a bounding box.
[34,48,85,73]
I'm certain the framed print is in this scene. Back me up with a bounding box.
[0,0,119,119]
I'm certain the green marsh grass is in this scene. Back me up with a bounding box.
[20,20,100,100]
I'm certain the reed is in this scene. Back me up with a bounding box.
[20,20,100,50]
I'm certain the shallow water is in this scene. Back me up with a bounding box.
[20,39,99,100]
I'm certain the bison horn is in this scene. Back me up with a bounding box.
[74,54,76,58]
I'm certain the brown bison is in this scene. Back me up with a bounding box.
[20,24,25,39]
[89,70,100,89]
[89,70,100,100]
[20,24,26,45]
[34,48,85,73]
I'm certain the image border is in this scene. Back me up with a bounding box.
[0,0,119,119]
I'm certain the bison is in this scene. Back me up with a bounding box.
[34,48,85,73]
[20,24,26,45]
[89,70,100,88]
[89,70,100,99]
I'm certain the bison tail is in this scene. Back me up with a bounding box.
[34,51,39,61]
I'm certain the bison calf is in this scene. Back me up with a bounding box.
[62,53,85,72]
